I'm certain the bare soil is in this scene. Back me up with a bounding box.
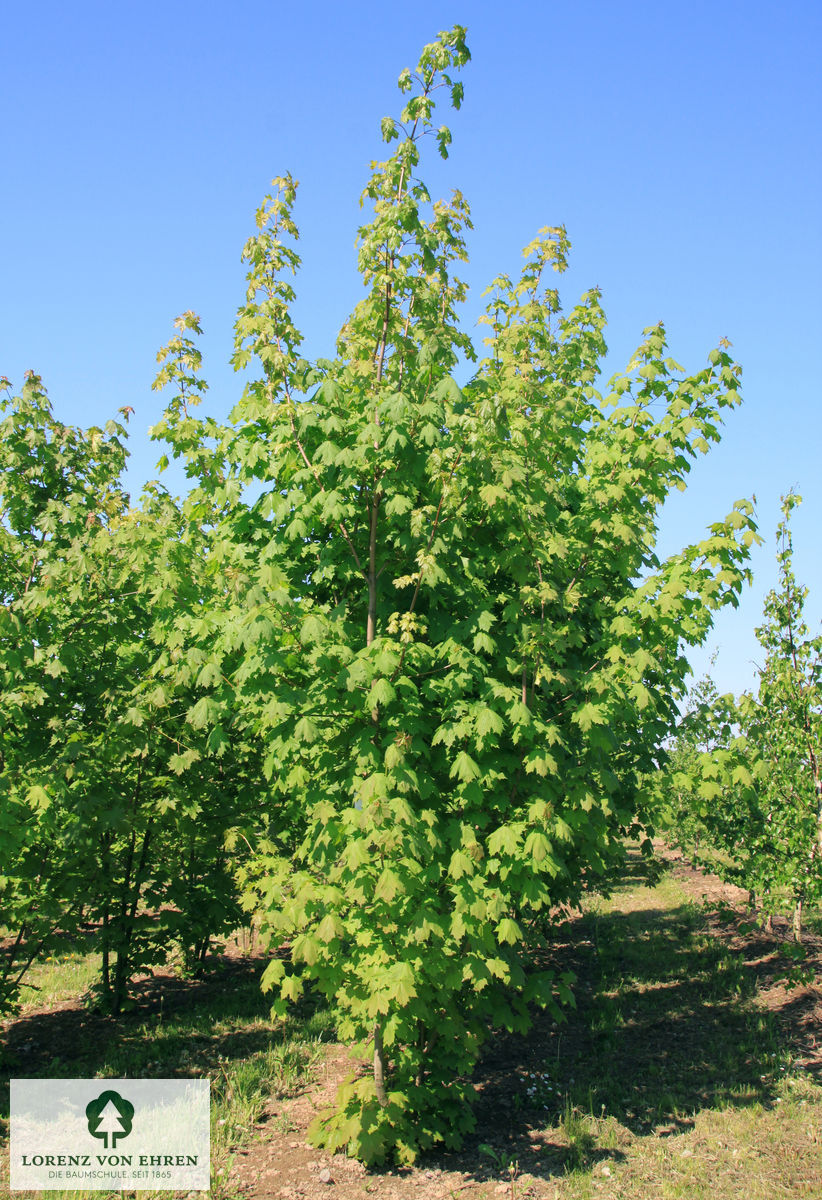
[227,849,822,1200]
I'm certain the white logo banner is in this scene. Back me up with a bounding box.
[10,1078,210,1191]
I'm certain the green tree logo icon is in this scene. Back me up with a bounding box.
[85,1090,135,1149]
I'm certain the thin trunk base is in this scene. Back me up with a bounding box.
[374,1022,388,1106]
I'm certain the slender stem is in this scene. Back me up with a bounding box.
[374,271,393,383]
[22,533,46,595]
[373,1022,388,1106]
[367,495,379,648]
[793,896,803,944]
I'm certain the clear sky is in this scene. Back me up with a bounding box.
[3,1,820,697]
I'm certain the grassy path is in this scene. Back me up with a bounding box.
[2,849,821,1199]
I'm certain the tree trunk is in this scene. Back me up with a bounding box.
[367,498,379,648]
[793,898,803,943]
[112,947,128,1015]
[101,907,111,1001]
[416,1020,426,1087]
[373,1022,388,1106]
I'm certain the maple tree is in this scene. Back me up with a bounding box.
[0,371,257,1014]
[158,26,757,1162]
[1,23,760,1160]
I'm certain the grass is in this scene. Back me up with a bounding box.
[477,851,822,1198]
[0,950,334,1200]
[15,952,101,1015]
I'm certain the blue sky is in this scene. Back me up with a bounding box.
[3,1,820,696]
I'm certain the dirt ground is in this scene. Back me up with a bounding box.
[658,844,822,1075]
[226,849,822,1200]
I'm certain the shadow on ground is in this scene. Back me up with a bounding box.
[0,954,313,1122]
[422,851,810,1181]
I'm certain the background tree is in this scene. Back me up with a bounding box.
[0,374,130,1011]
[657,671,731,860]
[668,493,821,939]
[0,358,258,1014]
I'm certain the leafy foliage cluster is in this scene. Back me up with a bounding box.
[0,370,259,1015]
[1,25,758,1163]
[660,494,821,938]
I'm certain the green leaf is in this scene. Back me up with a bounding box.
[281,975,304,1003]
[573,702,606,731]
[488,825,521,856]
[476,707,503,739]
[523,831,551,863]
[448,849,474,879]
[496,918,522,945]
[374,869,402,904]
[479,483,507,508]
[261,958,285,992]
[369,678,396,707]
[386,962,416,1005]
[25,785,50,813]
[292,934,321,965]
[450,751,481,782]
[294,716,319,743]
[168,748,201,774]
[317,913,344,942]
[196,660,222,688]
[187,697,220,729]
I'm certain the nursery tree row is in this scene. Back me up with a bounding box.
[659,493,821,941]
[0,370,263,1015]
